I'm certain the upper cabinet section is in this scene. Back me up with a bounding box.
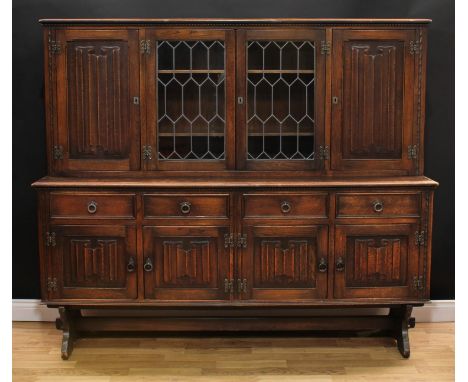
[331,29,421,175]
[42,20,428,176]
[51,29,141,173]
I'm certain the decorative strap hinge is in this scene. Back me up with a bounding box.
[410,40,421,55]
[224,233,235,248]
[47,277,58,292]
[49,40,61,54]
[140,40,151,54]
[407,144,418,159]
[46,232,56,247]
[413,275,424,291]
[415,230,426,246]
[53,145,63,160]
[320,41,331,55]
[318,145,330,160]
[142,145,153,160]
[237,233,247,248]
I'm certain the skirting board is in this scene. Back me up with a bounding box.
[12,299,454,323]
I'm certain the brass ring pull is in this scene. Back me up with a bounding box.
[372,200,384,213]
[87,201,98,214]
[143,257,153,272]
[126,257,136,273]
[336,256,345,272]
[318,258,328,273]
[180,201,191,214]
[280,201,292,214]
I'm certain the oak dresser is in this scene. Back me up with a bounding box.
[32,18,438,359]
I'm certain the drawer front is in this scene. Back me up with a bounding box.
[143,194,229,218]
[243,193,328,218]
[50,192,136,219]
[336,193,420,218]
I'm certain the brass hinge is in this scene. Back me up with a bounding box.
[413,276,424,291]
[237,233,247,248]
[224,278,234,293]
[318,145,330,160]
[142,145,152,160]
[415,230,426,246]
[410,40,421,55]
[53,145,63,160]
[224,233,235,248]
[237,278,247,293]
[49,41,61,54]
[407,145,418,159]
[321,41,331,55]
[140,40,151,54]
[45,232,56,247]
[47,277,58,292]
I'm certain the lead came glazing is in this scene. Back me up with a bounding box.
[157,41,226,160]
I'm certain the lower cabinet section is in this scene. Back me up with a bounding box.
[240,225,329,300]
[49,225,137,299]
[334,224,420,299]
[143,226,230,301]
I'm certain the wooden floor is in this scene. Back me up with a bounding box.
[12,322,454,381]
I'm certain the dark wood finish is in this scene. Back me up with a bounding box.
[331,30,416,174]
[34,19,435,359]
[243,192,328,218]
[49,192,136,219]
[336,192,421,218]
[143,193,229,218]
[143,225,231,301]
[334,224,420,299]
[54,29,140,173]
[240,225,328,301]
[49,225,137,300]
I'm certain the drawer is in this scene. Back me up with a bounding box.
[49,192,136,219]
[243,193,328,218]
[143,194,229,218]
[336,193,420,218]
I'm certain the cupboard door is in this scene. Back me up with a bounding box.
[334,224,420,299]
[236,29,326,171]
[331,30,416,174]
[144,29,235,171]
[49,225,137,300]
[143,226,231,301]
[239,225,328,300]
[54,29,140,172]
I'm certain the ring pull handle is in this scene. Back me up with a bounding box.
[143,257,153,272]
[87,201,98,214]
[126,257,136,273]
[280,201,292,214]
[318,258,328,273]
[180,201,191,214]
[336,256,345,272]
[372,200,384,213]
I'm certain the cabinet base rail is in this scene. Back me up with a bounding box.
[56,304,415,360]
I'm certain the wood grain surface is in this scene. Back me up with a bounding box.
[13,321,453,381]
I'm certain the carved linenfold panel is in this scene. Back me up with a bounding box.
[254,239,317,288]
[345,236,408,287]
[342,41,404,159]
[158,238,215,287]
[67,40,130,159]
[63,238,126,288]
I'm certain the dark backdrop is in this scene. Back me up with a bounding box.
[12,0,454,299]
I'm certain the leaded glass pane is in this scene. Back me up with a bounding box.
[157,41,225,160]
[247,41,315,160]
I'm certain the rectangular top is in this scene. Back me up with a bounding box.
[39,18,432,25]
[32,176,439,189]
